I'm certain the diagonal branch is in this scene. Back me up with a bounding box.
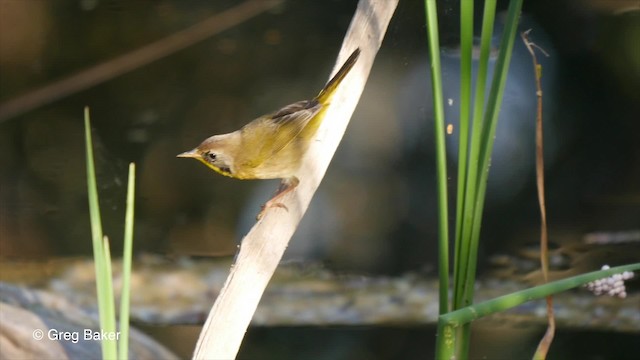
[192,1,399,359]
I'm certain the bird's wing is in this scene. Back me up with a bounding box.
[242,99,321,169]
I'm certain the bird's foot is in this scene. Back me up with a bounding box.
[256,202,289,220]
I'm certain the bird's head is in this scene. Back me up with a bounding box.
[177,133,239,178]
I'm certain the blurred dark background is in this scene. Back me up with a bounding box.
[1,0,638,358]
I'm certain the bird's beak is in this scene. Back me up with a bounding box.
[176,149,199,158]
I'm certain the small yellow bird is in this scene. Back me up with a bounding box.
[178,48,360,219]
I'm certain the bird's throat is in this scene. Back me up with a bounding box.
[196,157,234,178]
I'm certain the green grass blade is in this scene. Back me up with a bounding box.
[454,0,499,311]
[84,108,104,279]
[442,263,640,326]
[451,1,520,356]
[465,0,524,305]
[118,163,136,360]
[102,235,118,356]
[437,263,639,359]
[84,107,117,359]
[452,2,478,356]
[453,0,474,301]
[424,0,450,316]
[459,0,522,308]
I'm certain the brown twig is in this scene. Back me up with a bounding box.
[521,29,554,360]
[0,0,282,123]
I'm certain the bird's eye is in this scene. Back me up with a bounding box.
[206,152,217,161]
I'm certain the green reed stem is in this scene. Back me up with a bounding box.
[424,0,451,315]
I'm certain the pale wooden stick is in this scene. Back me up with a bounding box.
[192,0,399,358]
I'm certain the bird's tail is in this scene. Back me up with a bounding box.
[315,48,360,105]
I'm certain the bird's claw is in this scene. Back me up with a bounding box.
[256,202,289,220]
